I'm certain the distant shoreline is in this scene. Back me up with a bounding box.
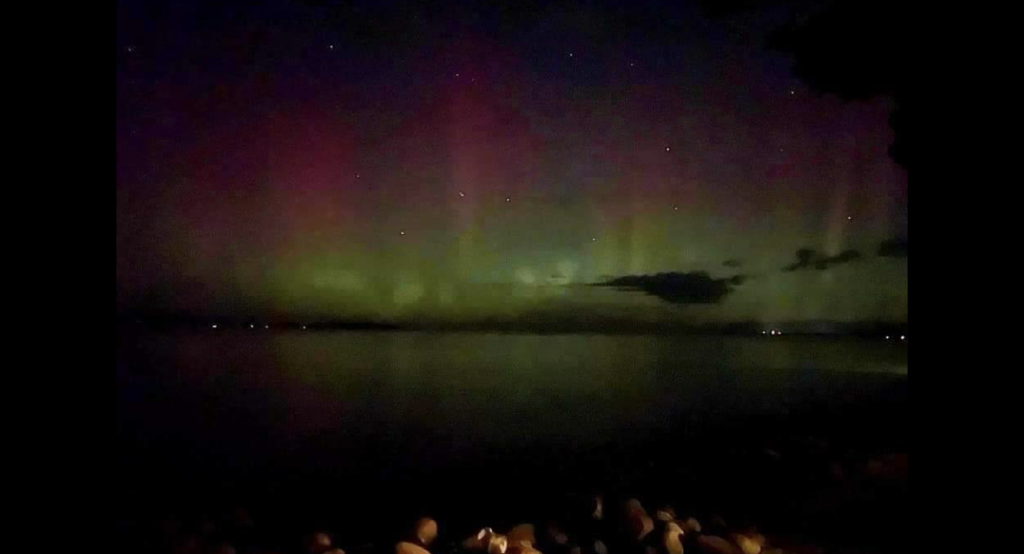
[117,314,908,339]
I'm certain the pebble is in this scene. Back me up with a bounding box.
[415,518,438,547]
[696,536,741,554]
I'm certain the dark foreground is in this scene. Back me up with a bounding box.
[117,330,908,554]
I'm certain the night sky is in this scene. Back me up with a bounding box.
[116,0,908,327]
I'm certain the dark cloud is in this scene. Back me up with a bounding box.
[597,272,745,305]
[815,250,862,270]
[783,248,863,272]
[783,248,817,272]
[723,259,743,268]
[697,0,907,168]
[770,1,908,168]
[878,238,908,258]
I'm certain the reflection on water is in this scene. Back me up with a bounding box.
[119,331,906,449]
[117,331,907,535]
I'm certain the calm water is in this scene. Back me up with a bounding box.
[117,330,907,541]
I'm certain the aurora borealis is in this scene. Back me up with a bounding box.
[116,0,908,327]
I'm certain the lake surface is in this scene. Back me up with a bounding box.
[116,330,908,546]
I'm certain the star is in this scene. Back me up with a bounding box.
[505,196,512,203]
[329,44,335,50]
[665,147,671,152]
[569,52,574,58]
[126,45,135,53]
[847,216,853,221]
[673,205,680,211]
[789,89,796,95]
[458,191,466,197]
[399,230,406,236]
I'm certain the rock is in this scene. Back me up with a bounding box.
[681,518,702,535]
[546,525,569,546]
[696,536,740,554]
[415,518,439,547]
[465,530,508,554]
[507,524,536,547]
[655,507,677,522]
[397,542,432,554]
[463,529,494,551]
[593,540,608,554]
[487,534,509,554]
[628,511,655,542]
[731,535,761,554]
[662,522,685,554]
[508,543,541,554]
[706,517,729,537]
[229,507,255,530]
[200,518,219,537]
[624,499,655,542]
[309,533,334,554]
[592,496,604,521]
